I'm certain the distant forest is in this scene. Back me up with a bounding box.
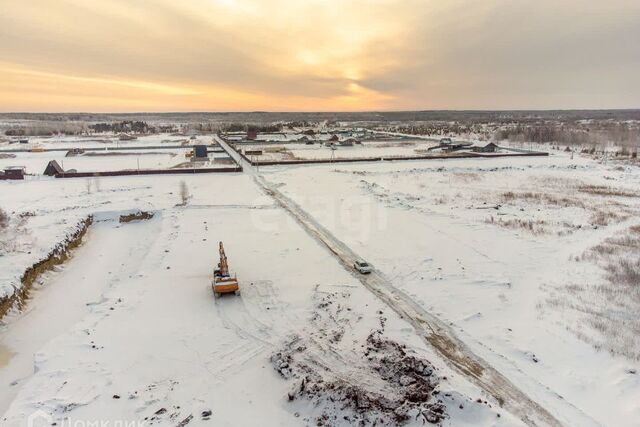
[1,110,639,147]
[384,121,640,147]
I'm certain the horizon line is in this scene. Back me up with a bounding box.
[1,108,640,115]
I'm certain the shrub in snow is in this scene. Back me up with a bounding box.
[0,208,9,230]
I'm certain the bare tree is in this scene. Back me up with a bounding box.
[179,180,189,205]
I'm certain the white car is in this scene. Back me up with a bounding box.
[354,260,372,274]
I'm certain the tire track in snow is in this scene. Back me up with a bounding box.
[216,135,596,427]
[210,280,302,380]
[254,174,576,427]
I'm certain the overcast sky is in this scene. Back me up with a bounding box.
[1,0,639,112]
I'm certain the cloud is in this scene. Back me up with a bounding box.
[0,0,638,111]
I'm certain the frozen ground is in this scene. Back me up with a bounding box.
[259,152,640,426]
[0,134,233,174]
[1,173,518,426]
[0,134,211,151]
[239,140,441,162]
[0,146,639,426]
[238,140,526,163]
[0,151,188,175]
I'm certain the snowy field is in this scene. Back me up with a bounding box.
[0,134,211,151]
[239,140,443,162]
[0,134,234,174]
[0,151,189,174]
[259,153,640,426]
[1,148,639,426]
[238,140,528,163]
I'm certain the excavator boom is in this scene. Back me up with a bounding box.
[212,241,239,297]
[218,242,229,276]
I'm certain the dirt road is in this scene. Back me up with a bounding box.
[216,135,595,427]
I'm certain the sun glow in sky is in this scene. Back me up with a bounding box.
[0,0,639,112]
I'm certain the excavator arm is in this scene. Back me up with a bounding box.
[213,241,239,297]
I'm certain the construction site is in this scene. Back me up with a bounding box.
[220,131,546,165]
[0,134,241,180]
[2,0,639,422]
[0,127,639,427]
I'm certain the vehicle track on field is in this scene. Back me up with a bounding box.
[254,174,565,427]
[216,135,593,427]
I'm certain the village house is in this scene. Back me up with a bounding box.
[0,166,26,180]
[44,160,65,176]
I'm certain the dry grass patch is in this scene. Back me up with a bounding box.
[485,215,547,234]
[534,176,584,187]
[451,172,481,183]
[500,191,585,208]
[605,259,640,287]
[589,209,630,227]
[0,208,9,230]
[553,224,640,360]
[582,227,640,260]
[578,184,638,198]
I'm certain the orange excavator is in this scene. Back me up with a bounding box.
[212,241,240,297]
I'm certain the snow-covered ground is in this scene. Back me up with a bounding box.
[0,134,212,151]
[1,173,520,426]
[0,151,189,175]
[258,152,640,426]
[239,140,441,162]
[239,140,530,162]
[1,148,639,426]
[0,134,232,174]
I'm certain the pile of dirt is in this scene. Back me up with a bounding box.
[119,211,154,223]
[271,291,446,426]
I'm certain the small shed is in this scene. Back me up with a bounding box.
[247,130,258,140]
[118,133,137,141]
[1,166,26,180]
[65,148,85,157]
[44,160,65,176]
[194,145,208,159]
[473,142,499,153]
[339,139,355,146]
